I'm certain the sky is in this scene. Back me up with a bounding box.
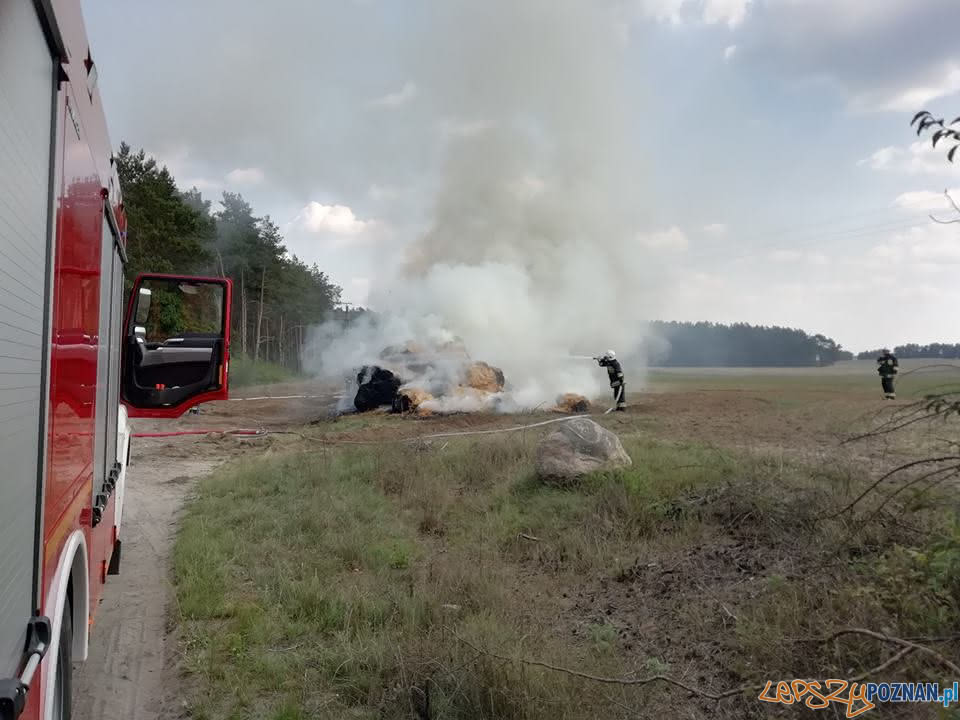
[80,0,960,353]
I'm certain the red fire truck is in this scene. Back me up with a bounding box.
[0,2,232,719]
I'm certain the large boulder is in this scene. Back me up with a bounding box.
[535,418,631,484]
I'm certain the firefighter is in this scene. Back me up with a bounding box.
[596,350,626,411]
[877,348,898,399]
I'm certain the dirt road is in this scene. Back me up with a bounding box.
[71,439,220,720]
[70,383,338,719]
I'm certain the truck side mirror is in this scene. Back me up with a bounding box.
[121,274,232,417]
[134,287,151,325]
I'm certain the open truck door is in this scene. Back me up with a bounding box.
[121,274,232,418]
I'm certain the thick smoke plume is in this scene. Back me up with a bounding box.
[305,1,659,410]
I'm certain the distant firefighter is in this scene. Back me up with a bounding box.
[596,350,626,411]
[876,348,898,399]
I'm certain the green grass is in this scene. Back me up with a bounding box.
[229,355,300,388]
[172,414,960,719]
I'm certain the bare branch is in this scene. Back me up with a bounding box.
[843,392,960,444]
[827,629,960,675]
[863,463,960,520]
[842,464,960,541]
[898,364,960,378]
[826,456,960,517]
[847,647,915,682]
[842,412,934,444]
[447,627,760,701]
[446,627,958,706]
[928,213,960,225]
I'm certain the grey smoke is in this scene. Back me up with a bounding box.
[306,0,657,408]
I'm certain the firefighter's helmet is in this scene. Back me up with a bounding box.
[605,350,616,360]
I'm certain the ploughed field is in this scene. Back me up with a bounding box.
[165,362,960,719]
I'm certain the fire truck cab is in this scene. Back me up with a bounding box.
[0,2,231,719]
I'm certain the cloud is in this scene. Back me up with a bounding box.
[635,0,751,27]
[703,0,751,28]
[869,222,960,264]
[853,63,960,112]
[859,146,903,171]
[769,249,803,262]
[637,226,689,251]
[766,248,830,265]
[730,0,960,114]
[635,1,960,113]
[225,167,265,185]
[180,176,221,192]
[508,174,546,201]
[703,222,727,235]
[438,117,491,139]
[894,187,960,212]
[369,81,418,108]
[368,184,398,202]
[634,0,686,24]
[292,202,374,236]
[861,141,954,175]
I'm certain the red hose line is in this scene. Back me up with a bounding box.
[132,428,265,438]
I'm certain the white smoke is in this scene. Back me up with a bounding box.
[304,1,659,411]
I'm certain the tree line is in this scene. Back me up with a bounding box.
[857,344,960,360]
[647,321,854,367]
[116,144,342,370]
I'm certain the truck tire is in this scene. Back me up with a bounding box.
[51,602,72,720]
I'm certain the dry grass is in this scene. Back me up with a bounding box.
[172,377,960,719]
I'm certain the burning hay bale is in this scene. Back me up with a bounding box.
[438,339,469,358]
[463,361,505,393]
[354,366,402,412]
[351,341,508,415]
[393,387,435,415]
[379,341,427,359]
[553,393,591,414]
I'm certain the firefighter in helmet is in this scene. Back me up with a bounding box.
[877,348,898,400]
[596,350,626,411]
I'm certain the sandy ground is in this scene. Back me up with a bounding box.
[71,382,343,719]
[71,438,221,720]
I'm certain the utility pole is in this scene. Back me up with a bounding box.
[335,301,356,326]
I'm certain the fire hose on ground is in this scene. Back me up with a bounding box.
[131,415,592,443]
[132,387,626,442]
[130,413,622,444]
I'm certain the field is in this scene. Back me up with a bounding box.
[166,361,960,719]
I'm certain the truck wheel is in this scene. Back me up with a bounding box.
[51,602,72,720]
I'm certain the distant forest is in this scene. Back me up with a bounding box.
[117,144,342,370]
[648,321,854,367]
[857,344,960,360]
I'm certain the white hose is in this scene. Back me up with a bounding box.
[317,414,602,446]
[414,414,592,440]
[605,384,624,414]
